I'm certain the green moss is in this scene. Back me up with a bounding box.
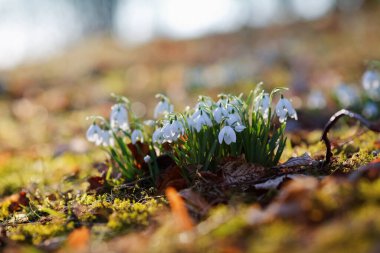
[248,222,301,253]
[107,197,164,232]
[0,199,12,221]
[7,221,73,245]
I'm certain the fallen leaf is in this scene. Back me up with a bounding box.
[222,158,267,185]
[87,176,105,192]
[254,175,300,190]
[157,165,188,193]
[66,227,90,251]
[165,187,193,231]
[180,188,211,216]
[275,153,318,169]
[127,141,150,169]
[8,191,30,213]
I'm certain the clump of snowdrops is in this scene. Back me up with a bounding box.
[86,86,298,183]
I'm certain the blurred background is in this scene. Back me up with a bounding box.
[0,0,379,156]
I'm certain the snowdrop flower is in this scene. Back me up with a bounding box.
[144,155,151,163]
[335,84,360,108]
[160,120,184,143]
[218,126,236,145]
[234,123,246,133]
[307,91,326,110]
[275,95,298,123]
[363,102,378,118]
[362,70,380,101]
[229,97,243,108]
[226,110,242,126]
[152,128,164,144]
[226,103,236,114]
[161,121,173,142]
[86,123,102,143]
[170,120,185,141]
[99,130,114,147]
[131,129,144,144]
[213,103,228,123]
[192,110,213,132]
[216,97,227,107]
[154,98,174,118]
[195,96,213,109]
[254,93,270,119]
[110,104,129,131]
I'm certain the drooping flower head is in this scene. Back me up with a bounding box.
[335,84,360,108]
[86,123,102,143]
[110,103,129,131]
[218,125,236,145]
[226,108,242,126]
[307,90,326,110]
[190,109,213,132]
[195,95,213,109]
[363,102,379,118]
[100,130,114,147]
[131,129,144,144]
[170,119,185,141]
[213,102,228,123]
[362,70,380,101]
[154,94,174,119]
[275,95,298,123]
[254,93,270,119]
[152,127,164,144]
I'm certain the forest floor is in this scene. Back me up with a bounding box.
[1,6,380,253]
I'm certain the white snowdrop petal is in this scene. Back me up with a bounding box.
[218,128,225,144]
[235,124,246,133]
[131,129,144,144]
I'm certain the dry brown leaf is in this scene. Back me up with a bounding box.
[275,152,318,169]
[165,187,194,231]
[66,227,90,251]
[7,191,30,213]
[180,188,211,216]
[157,164,188,193]
[222,159,267,185]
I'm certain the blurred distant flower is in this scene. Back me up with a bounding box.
[195,96,213,109]
[100,130,114,147]
[110,103,129,131]
[362,70,380,101]
[335,84,360,108]
[363,102,379,118]
[144,155,151,163]
[86,123,102,144]
[307,90,326,110]
[131,129,144,144]
[154,94,173,118]
[218,125,236,145]
[275,95,298,123]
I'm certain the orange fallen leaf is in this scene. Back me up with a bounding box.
[66,227,90,250]
[165,187,193,231]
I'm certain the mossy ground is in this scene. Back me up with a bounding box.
[0,128,379,252]
[1,7,380,251]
